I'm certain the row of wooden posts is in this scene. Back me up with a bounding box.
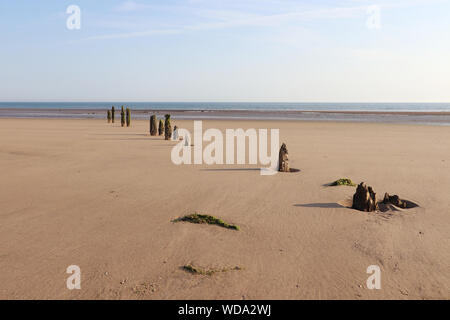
[150,114,173,140]
[107,106,130,127]
[105,107,294,175]
[107,107,173,140]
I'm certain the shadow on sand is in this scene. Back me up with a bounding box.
[200,168,261,172]
[201,168,301,173]
[92,133,149,136]
[294,203,345,209]
[101,138,170,141]
[295,199,419,213]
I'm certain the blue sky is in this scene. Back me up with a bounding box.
[1,0,449,102]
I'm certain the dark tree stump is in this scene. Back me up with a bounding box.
[278,143,290,172]
[383,193,407,208]
[352,182,379,212]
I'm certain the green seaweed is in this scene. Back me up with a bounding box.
[173,213,239,231]
[330,178,356,187]
[182,264,242,276]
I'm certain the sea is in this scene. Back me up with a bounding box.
[1,102,450,112]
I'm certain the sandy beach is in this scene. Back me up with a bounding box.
[0,117,449,300]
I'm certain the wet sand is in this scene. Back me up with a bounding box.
[1,108,450,125]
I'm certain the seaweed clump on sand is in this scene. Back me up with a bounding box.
[173,213,239,231]
[331,178,356,187]
[182,264,242,276]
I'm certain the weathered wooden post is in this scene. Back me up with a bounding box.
[126,108,131,127]
[120,106,125,127]
[164,114,172,140]
[150,115,157,135]
[158,119,164,136]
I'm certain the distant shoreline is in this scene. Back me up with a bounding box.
[1,108,450,125]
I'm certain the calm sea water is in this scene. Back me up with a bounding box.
[1,102,450,112]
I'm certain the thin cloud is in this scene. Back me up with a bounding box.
[114,1,150,12]
[83,0,446,41]
[84,5,366,41]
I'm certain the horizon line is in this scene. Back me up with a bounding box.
[1,101,450,104]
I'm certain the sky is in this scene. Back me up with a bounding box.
[1,0,450,102]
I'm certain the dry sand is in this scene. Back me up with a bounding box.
[0,118,449,300]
